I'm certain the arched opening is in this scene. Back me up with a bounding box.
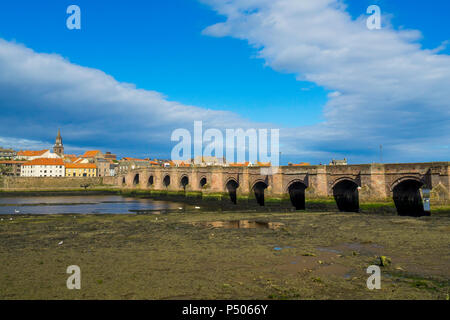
[163,175,170,187]
[122,177,126,185]
[288,182,307,210]
[133,174,140,186]
[180,176,189,190]
[333,180,359,212]
[200,177,207,188]
[253,182,268,206]
[393,179,426,217]
[148,176,154,186]
[226,180,239,204]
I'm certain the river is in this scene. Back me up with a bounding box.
[0,195,187,214]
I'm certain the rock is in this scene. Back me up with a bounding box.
[302,252,316,257]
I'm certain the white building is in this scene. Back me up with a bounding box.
[15,149,51,161]
[21,158,65,177]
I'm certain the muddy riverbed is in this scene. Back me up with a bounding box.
[0,208,449,299]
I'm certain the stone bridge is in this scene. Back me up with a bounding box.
[117,162,450,216]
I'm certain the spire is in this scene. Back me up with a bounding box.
[53,128,64,156]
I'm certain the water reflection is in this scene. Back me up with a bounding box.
[0,195,184,214]
[192,220,284,230]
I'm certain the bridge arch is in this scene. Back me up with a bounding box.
[287,180,307,210]
[332,179,359,212]
[163,175,171,188]
[252,180,268,206]
[199,176,207,188]
[392,178,426,217]
[180,175,189,190]
[133,173,140,186]
[121,176,126,185]
[390,176,423,191]
[148,175,154,187]
[225,178,239,204]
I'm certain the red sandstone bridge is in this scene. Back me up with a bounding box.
[118,162,450,216]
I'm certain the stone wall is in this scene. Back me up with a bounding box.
[0,176,116,190]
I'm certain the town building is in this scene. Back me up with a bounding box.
[193,156,227,166]
[20,158,65,177]
[104,151,117,161]
[288,162,311,166]
[65,163,97,177]
[119,158,156,173]
[0,160,25,176]
[81,150,104,161]
[0,147,16,159]
[329,158,348,165]
[15,149,51,161]
[95,158,114,177]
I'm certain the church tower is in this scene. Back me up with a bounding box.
[53,128,64,156]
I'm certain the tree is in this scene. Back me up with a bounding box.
[0,164,12,176]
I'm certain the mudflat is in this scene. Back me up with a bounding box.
[0,211,449,299]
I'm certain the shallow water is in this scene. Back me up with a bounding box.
[0,195,185,214]
[192,220,284,230]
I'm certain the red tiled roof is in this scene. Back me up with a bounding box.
[291,162,310,166]
[229,162,250,167]
[0,161,26,164]
[179,162,191,167]
[22,158,64,166]
[82,150,102,158]
[122,157,148,162]
[17,150,48,157]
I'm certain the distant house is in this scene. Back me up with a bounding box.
[96,158,113,177]
[229,162,250,167]
[16,149,51,161]
[193,156,226,166]
[81,150,104,160]
[63,154,78,163]
[329,158,348,166]
[0,147,16,159]
[288,162,310,166]
[0,160,25,176]
[65,163,97,177]
[21,158,65,177]
[119,158,155,173]
[104,151,117,161]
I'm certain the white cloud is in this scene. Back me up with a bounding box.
[0,39,261,158]
[202,0,450,163]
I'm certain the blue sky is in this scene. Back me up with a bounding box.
[0,0,327,126]
[0,0,449,164]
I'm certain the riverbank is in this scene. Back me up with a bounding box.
[0,210,449,299]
